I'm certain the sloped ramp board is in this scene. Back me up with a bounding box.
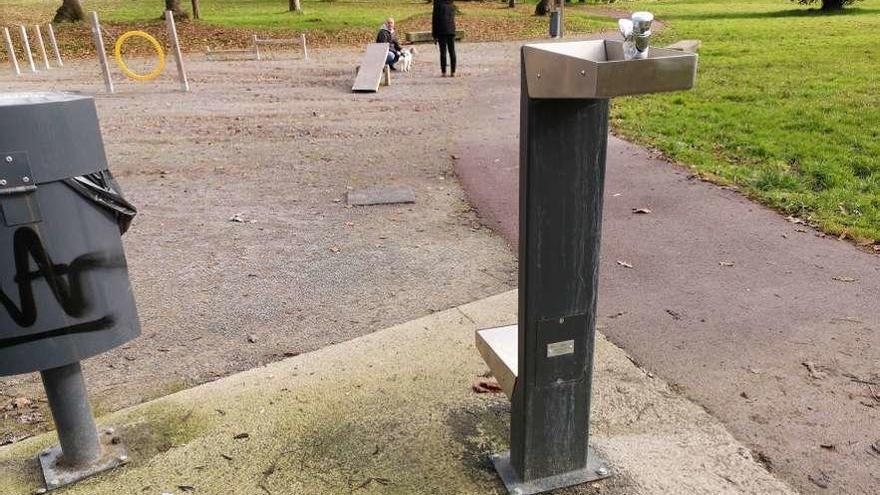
[353,43,390,93]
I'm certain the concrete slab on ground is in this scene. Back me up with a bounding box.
[0,291,795,495]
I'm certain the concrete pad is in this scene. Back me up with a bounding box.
[346,186,416,206]
[0,291,795,494]
[665,40,701,53]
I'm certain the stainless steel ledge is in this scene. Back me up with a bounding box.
[523,40,698,99]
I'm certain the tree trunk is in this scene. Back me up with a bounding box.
[509,0,515,8]
[821,0,845,10]
[191,0,201,19]
[164,0,190,20]
[535,0,550,16]
[53,0,85,23]
[289,0,302,12]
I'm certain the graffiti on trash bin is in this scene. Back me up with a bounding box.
[0,226,126,348]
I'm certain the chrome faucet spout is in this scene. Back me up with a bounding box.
[619,11,654,60]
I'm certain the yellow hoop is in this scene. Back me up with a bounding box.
[114,31,166,82]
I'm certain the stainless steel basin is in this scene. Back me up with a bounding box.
[522,39,698,99]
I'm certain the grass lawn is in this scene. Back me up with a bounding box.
[612,0,880,243]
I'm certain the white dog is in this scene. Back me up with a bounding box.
[398,47,417,72]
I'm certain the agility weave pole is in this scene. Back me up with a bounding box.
[165,11,190,92]
[47,23,63,67]
[34,25,51,70]
[3,27,20,75]
[18,25,36,73]
[2,23,61,76]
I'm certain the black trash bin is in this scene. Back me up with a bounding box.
[549,11,562,38]
[0,92,140,376]
[1,92,141,490]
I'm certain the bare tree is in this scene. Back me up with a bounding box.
[164,0,189,19]
[535,0,550,15]
[53,0,85,23]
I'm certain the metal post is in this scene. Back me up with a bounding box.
[253,34,261,61]
[40,362,101,467]
[88,11,114,93]
[301,33,309,61]
[165,11,190,92]
[510,88,608,482]
[47,23,64,67]
[3,27,20,75]
[484,49,613,495]
[35,25,51,69]
[19,25,36,73]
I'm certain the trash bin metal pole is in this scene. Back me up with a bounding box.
[511,62,609,483]
[40,362,102,467]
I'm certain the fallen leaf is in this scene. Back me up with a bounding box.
[665,309,682,321]
[16,412,44,424]
[808,471,831,489]
[820,443,835,450]
[356,478,391,489]
[233,433,250,440]
[616,260,633,269]
[719,261,735,267]
[329,245,341,253]
[631,208,652,214]
[472,378,503,394]
[832,276,857,283]
[247,334,258,344]
[802,361,827,380]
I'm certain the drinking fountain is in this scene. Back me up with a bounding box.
[475,21,698,495]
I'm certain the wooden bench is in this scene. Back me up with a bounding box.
[352,42,391,93]
[405,30,465,43]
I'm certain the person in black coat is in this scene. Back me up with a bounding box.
[432,0,457,77]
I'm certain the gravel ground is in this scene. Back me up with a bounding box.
[0,45,516,440]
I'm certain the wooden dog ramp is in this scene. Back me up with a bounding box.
[353,42,389,93]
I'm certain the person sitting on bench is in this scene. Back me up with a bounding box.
[377,17,403,70]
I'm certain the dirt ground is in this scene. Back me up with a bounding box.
[0,46,517,442]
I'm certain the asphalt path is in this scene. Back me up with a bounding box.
[453,41,880,495]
